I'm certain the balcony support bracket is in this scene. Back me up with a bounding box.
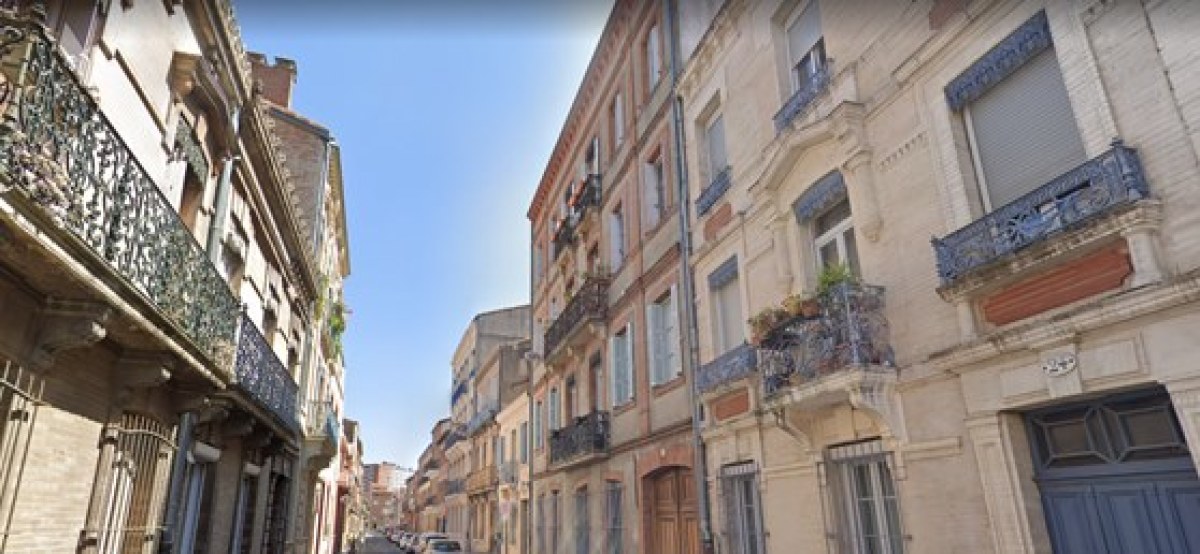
[29,298,111,371]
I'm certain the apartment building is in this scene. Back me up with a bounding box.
[678,0,1200,553]
[415,418,452,533]
[526,1,703,553]
[335,419,367,552]
[496,383,531,554]
[0,1,353,552]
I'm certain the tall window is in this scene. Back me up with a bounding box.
[520,421,529,463]
[721,463,765,554]
[551,490,562,554]
[94,413,176,554]
[647,287,681,386]
[611,92,625,149]
[548,388,560,431]
[785,1,827,94]
[829,440,904,554]
[574,487,590,554]
[642,155,667,229]
[813,198,859,275]
[605,481,623,554]
[0,359,41,545]
[710,258,744,355]
[533,401,543,450]
[537,494,546,554]
[609,324,635,407]
[609,204,626,268]
[46,0,100,71]
[646,23,663,92]
[964,46,1085,210]
[705,114,728,184]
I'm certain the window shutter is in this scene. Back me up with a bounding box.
[643,163,660,230]
[668,286,681,378]
[609,336,621,407]
[968,47,1086,209]
[645,303,659,386]
[787,2,822,64]
[707,116,727,177]
[624,322,635,403]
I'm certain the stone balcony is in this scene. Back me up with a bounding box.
[551,174,602,260]
[466,465,498,494]
[234,314,300,430]
[499,461,521,485]
[773,62,832,132]
[549,410,610,469]
[696,343,758,395]
[444,479,465,496]
[303,399,339,465]
[757,283,894,409]
[543,276,609,362]
[0,14,241,371]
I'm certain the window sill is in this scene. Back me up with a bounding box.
[612,398,637,417]
[651,374,686,397]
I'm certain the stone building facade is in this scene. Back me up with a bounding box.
[677,0,1200,553]
[0,1,350,553]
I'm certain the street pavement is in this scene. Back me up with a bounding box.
[355,534,404,553]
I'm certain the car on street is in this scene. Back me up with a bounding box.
[424,539,463,552]
[409,532,448,553]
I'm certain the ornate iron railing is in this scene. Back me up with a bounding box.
[696,342,757,394]
[234,315,299,430]
[466,465,498,493]
[305,399,339,443]
[445,479,465,495]
[932,142,1150,284]
[552,174,602,259]
[774,63,832,132]
[695,166,732,216]
[464,406,498,437]
[0,17,240,367]
[544,276,609,358]
[450,379,468,406]
[499,461,519,485]
[759,283,893,396]
[442,429,464,450]
[549,410,610,466]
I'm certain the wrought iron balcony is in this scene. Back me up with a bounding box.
[450,379,468,406]
[499,461,520,485]
[551,174,602,259]
[0,16,240,368]
[549,410,611,466]
[696,343,757,394]
[544,276,609,360]
[933,142,1150,284]
[464,406,498,437]
[442,430,464,450]
[774,63,832,132]
[759,283,894,396]
[466,465,498,494]
[695,166,732,217]
[445,479,465,495]
[234,314,300,430]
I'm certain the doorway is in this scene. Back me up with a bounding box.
[645,467,700,554]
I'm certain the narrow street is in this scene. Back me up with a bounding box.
[356,534,403,553]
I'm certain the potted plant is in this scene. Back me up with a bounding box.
[748,306,790,345]
[817,263,857,297]
[782,292,822,318]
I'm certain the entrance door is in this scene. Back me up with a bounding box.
[1027,388,1200,553]
[647,467,700,554]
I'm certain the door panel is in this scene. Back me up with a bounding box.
[1043,488,1108,554]
[1156,480,1200,554]
[1094,483,1165,554]
[648,468,700,554]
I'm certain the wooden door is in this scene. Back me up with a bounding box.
[648,468,701,554]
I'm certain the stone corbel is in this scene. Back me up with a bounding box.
[168,52,200,100]
[766,210,796,292]
[113,351,173,407]
[29,299,111,371]
[222,412,257,438]
[768,406,815,457]
[847,375,907,443]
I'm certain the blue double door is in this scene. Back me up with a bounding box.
[1027,388,1200,554]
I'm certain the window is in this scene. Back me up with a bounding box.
[705,114,728,184]
[0,359,40,541]
[609,204,626,268]
[647,287,681,386]
[604,482,623,554]
[721,463,765,554]
[646,23,663,92]
[551,490,562,554]
[95,413,176,554]
[964,46,1085,210]
[46,0,100,70]
[828,440,904,554]
[520,421,529,463]
[537,494,546,554]
[611,92,625,148]
[609,324,635,407]
[813,198,859,275]
[785,1,827,94]
[642,155,667,230]
[583,136,601,178]
[709,258,743,354]
[534,401,543,450]
[574,487,590,554]
[549,388,560,431]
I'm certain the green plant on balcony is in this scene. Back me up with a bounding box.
[782,292,822,319]
[748,306,790,346]
[328,300,347,357]
[817,262,857,297]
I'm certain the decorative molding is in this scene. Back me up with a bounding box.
[791,171,846,222]
[29,299,111,370]
[877,131,928,173]
[707,255,739,289]
[944,10,1052,111]
[901,436,963,462]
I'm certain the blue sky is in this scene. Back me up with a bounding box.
[236,1,612,469]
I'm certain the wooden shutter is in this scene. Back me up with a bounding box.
[787,1,822,65]
[968,47,1086,209]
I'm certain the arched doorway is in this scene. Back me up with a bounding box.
[645,467,700,554]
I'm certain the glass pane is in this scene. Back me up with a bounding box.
[741,478,759,554]
[844,229,861,277]
[1120,408,1177,448]
[1045,419,1090,455]
[819,241,840,269]
[815,199,851,234]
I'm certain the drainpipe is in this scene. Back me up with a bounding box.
[525,204,537,554]
[159,411,196,554]
[206,105,242,263]
[664,0,715,553]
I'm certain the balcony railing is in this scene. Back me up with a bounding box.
[544,276,609,359]
[305,399,339,442]
[696,343,757,394]
[695,166,732,217]
[549,410,610,466]
[445,479,465,495]
[466,465,498,493]
[234,314,299,430]
[450,380,468,406]
[774,63,832,132]
[0,15,240,367]
[499,461,520,485]
[552,174,602,259]
[464,407,497,436]
[759,283,894,396]
[933,142,1150,284]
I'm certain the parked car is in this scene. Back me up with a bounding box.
[424,539,463,552]
[410,533,448,553]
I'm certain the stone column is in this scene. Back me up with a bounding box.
[78,418,122,554]
[965,414,1048,554]
[841,151,883,243]
[767,211,796,293]
[1122,202,1166,288]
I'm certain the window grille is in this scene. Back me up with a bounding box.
[827,439,904,554]
[551,490,561,554]
[574,487,589,554]
[604,482,623,554]
[720,462,764,554]
[95,412,177,554]
[260,456,294,553]
[0,358,43,551]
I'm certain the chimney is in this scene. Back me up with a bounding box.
[248,52,297,108]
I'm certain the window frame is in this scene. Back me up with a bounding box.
[704,113,729,184]
[609,323,635,407]
[647,286,681,386]
[812,198,858,275]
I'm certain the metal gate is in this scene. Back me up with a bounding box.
[0,358,43,551]
[95,413,177,554]
[1026,388,1200,553]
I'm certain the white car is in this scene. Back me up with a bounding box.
[424,539,464,553]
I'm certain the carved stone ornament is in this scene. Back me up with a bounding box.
[29,299,111,370]
[1042,353,1078,378]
